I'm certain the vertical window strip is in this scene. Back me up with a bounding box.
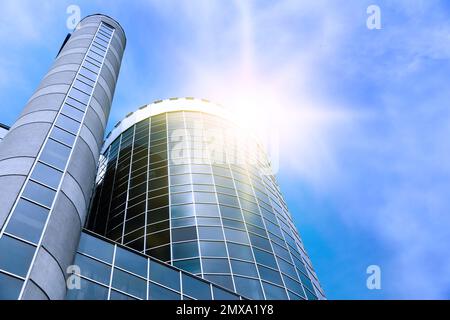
[0,22,115,300]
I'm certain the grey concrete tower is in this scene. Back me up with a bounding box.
[0,14,125,300]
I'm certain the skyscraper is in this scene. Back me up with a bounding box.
[0,14,126,300]
[85,98,325,300]
[0,14,324,301]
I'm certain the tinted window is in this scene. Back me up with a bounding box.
[112,269,147,299]
[69,87,90,104]
[205,275,234,292]
[202,258,230,274]
[198,227,224,240]
[0,236,35,277]
[22,181,56,207]
[253,248,277,269]
[171,217,196,228]
[173,258,201,274]
[234,276,264,300]
[149,283,180,300]
[224,228,249,244]
[212,285,240,300]
[182,273,211,300]
[31,162,63,189]
[262,281,288,300]
[66,96,87,111]
[258,264,283,285]
[5,199,48,243]
[66,278,108,300]
[149,260,180,291]
[74,254,111,285]
[0,273,23,300]
[114,246,147,277]
[170,204,194,218]
[56,114,80,134]
[171,226,197,242]
[172,241,198,259]
[78,233,114,263]
[110,290,136,300]
[200,241,227,257]
[61,103,85,122]
[40,139,71,170]
[230,259,258,277]
[50,127,76,147]
[227,243,253,261]
[195,204,220,217]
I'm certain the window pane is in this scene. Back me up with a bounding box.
[227,243,253,261]
[171,192,193,205]
[171,217,196,228]
[114,246,147,277]
[88,50,104,62]
[78,233,114,263]
[181,273,211,300]
[258,265,283,285]
[66,278,108,300]
[149,283,181,300]
[5,199,48,243]
[82,60,100,74]
[173,258,201,274]
[201,258,230,274]
[66,96,87,111]
[234,276,264,300]
[50,127,76,147]
[172,241,198,259]
[220,206,242,220]
[262,281,288,300]
[205,275,234,291]
[79,67,97,81]
[224,228,249,244]
[69,87,90,104]
[149,260,180,291]
[74,254,111,284]
[170,204,194,218]
[110,290,137,300]
[197,217,221,226]
[0,272,23,300]
[195,204,220,217]
[112,269,147,299]
[31,162,63,189]
[253,248,277,269]
[56,114,80,134]
[61,103,84,122]
[22,181,56,207]
[231,260,258,277]
[171,226,197,242]
[212,285,239,300]
[200,242,227,257]
[40,139,71,170]
[0,236,35,277]
[249,233,272,251]
[198,227,224,240]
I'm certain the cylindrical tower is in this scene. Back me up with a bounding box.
[0,14,126,300]
[87,97,325,300]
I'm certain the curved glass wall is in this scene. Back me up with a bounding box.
[87,99,324,300]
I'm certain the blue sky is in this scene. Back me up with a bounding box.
[1,0,450,299]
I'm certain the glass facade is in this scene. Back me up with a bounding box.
[67,231,242,300]
[86,99,325,300]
